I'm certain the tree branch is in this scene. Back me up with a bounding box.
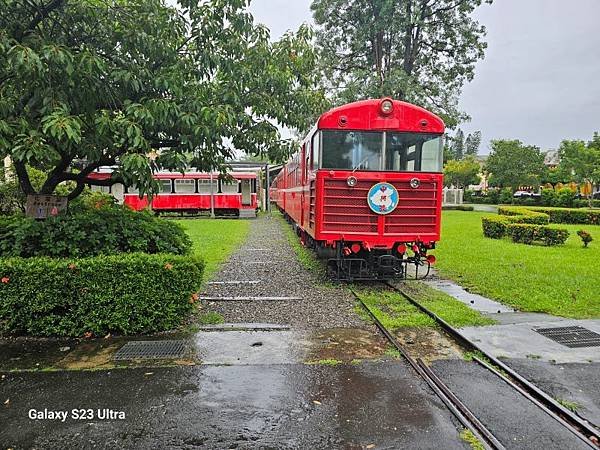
[12,161,35,195]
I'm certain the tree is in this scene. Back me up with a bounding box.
[464,131,481,156]
[559,138,600,207]
[485,140,545,191]
[0,0,327,200]
[443,156,480,188]
[311,0,492,127]
[452,129,465,160]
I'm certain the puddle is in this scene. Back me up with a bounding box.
[1,335,198,372]
[306,328,388,362]
[393,327,463,362]
[425,279,515,314]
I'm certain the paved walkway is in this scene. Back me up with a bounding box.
[425,277,600,427]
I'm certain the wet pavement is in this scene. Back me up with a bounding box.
[506,359,600,427]
[0,362,469,449]
[0,214,473,449]
[431,359,592,449]
[3,213,598,448]
[424,275,600,432]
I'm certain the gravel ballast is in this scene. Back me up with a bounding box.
[199,214,368,329]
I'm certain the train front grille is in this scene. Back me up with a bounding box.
[322,178,438,235]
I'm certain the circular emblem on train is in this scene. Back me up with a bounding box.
[367,182,399,215]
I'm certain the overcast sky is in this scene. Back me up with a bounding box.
[249,0,600,153]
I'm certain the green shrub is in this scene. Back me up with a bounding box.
[573,199,600,208]
[483,207,569,246]
[0,253,204,336]
[555,188,576,208]
[498,206,549,224]
[0,203,191,257]
[541,189,557,207]
[507,224,569,246]
[499,187,513,205]
[443,205,475,211]
[482,216,510,238]
[524,207,600,225]
[577,230,593,248]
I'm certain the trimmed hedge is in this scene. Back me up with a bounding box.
[443,205,475,211]
[499,206,600,225]
[498,206,549,224]
[483,207,570,246]
[0,253,203,336]
[0,205,191,258]
[507,224,569,246]
[482,215,510,239]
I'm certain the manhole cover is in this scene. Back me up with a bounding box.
[534,326,600,348]
[114,340,189,360]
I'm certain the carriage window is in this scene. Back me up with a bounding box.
[197,179,217,194]
[321,131,382,170]
[127,185,139,194]
[174,179,195,193]
[385,133,443,172]
[221,180,239,194]
[159,179,173,193]
[312,132,320,169]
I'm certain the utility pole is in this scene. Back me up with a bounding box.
[209,172,215,218]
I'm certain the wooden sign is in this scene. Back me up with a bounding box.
[25,195,68,219]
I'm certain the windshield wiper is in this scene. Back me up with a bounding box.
[352,156,370,172]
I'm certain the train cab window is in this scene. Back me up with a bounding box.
[198,179,217,194]
[385,133,443,172]
[321,131,382,170]
[174,179,195,193]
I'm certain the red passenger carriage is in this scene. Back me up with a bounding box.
[272,98,444,280]
[88,171,258,216]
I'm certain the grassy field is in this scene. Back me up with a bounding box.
[434,210,600,318]
[355,282,495,329]
[176,219,250,281]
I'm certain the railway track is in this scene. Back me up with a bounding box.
[351,283,600,449]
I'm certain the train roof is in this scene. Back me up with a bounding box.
[316,98,445,134]
[87,171,258,181]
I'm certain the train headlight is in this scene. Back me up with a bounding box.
[380,98,394,115]
[410,178,420,189]
[347,176,358,187]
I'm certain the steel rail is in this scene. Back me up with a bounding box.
[351,289,505,450]
[387,282,599,448]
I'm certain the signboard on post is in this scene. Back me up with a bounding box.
[25,195,68,219]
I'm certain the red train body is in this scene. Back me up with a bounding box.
[271,98,445,280]
[88,171,258,216]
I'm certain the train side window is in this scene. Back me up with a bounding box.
[198,179,217,194]
[304,142,310,180]
[174,179,195,193]
[311,132,320,169]
[221,180,239,194]
[159,179,173,193]
[126,185,138,195]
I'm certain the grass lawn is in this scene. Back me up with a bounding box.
[176,219,250,281]
[434,211,600,318]
[355,282,495,329]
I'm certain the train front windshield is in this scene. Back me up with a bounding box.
[321,131,443,172]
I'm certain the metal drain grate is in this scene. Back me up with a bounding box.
[534,326,600,348]
[114,340,189,360]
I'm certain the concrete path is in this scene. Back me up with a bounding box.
[425,276,600,430]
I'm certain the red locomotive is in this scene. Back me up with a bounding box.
[271,98,444,280]
[87,171,259,217]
